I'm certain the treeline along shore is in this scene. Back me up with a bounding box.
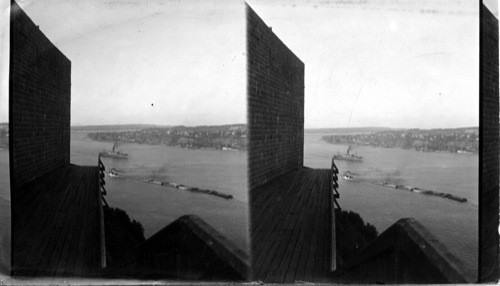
[87,125,247,151]
[322,127,478,154]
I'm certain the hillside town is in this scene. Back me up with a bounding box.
[322,128,479,153]
[0,124,483,154]
[88,125,247,151]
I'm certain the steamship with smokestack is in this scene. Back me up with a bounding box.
[333,145,363,162]
[99,141,128,159]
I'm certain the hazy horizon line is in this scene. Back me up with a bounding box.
[70,123,478,130]
[0,122,480,130]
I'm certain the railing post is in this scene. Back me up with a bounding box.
[97,154,108,270]
[331,157,340,272]
[98,154,108,207]
[331,158,340,206]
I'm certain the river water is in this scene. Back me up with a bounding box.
[70,130,250,254]
[0,129,479,280]
[304,131,478,281]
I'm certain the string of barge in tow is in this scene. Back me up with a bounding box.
[137,178,234,199]
[372,181,467,203]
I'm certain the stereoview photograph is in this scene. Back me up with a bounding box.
[0,0,498,284]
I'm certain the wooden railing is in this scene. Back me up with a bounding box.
[98,155,109,207]
[331,158,341,210]
[331,158,341,272]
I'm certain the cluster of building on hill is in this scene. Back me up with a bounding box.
[322,128,479,153]
[88,125,248,151]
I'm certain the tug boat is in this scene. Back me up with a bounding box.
[107,168,119,178]
[343,171,354,181]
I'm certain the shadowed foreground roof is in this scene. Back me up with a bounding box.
[12,165,103,277]
[251,167,332,283]
[111,215,250,280]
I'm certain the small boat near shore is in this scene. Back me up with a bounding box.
[222,146,238,152]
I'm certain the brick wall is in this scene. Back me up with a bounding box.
[247,4,305,190]
[479,3,499,282]
[9,1,71,190]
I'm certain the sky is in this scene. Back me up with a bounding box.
[247,0,481,129]
[484,0,498,16]
[0,0,246,126]
[0,0,495,128]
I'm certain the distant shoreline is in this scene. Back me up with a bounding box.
[329,143,478,155]
[85,125,247,152]
[90,137,246,152]
[322,127,478,154]
[70,123,246,131]
[66,124,479,132]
